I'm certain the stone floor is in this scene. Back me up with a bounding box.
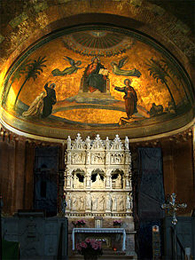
[69,249,137,259]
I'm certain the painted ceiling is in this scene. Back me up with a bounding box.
[1,25,193,139]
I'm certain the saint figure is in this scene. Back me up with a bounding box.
[22,91,46,118]
[42,82,57,118]
[114,79,138,119]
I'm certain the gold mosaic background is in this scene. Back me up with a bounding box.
[4,29,188,125]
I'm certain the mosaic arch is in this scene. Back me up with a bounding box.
[1,25,193,139]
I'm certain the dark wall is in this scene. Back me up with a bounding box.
[162,137,194,213]
[33,146,60,217]
[0,137,35,214]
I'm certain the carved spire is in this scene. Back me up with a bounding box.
[110,135,123,150]
[72,133,85,150]
[91,134,105,150]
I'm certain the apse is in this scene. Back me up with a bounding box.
[1,25,193,140]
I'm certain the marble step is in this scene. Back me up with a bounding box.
[69,257,135,260]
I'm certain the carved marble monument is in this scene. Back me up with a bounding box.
[64,134,133,217]
[64,134,136,256]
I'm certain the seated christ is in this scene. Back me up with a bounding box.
[83,57,107,93]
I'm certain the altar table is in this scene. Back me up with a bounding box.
[72,227,126,251]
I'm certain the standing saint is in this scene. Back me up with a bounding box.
[98,196,105,211]
[106,193,111,211]
[112,196,117,211]
[113,79,138,119]
[79,196,85,211]
[86,192,91,210]
[66,192,71,211]
[92,196,98,211]
[118,196,125,211]
[72,196,77,211]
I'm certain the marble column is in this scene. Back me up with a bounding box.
[124,170,130,189]
[66,169,72,189]
[85,169,91,189]
[105,170,111,189]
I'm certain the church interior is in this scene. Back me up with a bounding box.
[0,0,194,259]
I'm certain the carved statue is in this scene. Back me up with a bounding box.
[74,174,84,189]
[66,192,71,210]
[115,174,122,188]
[126,193,131,210]
[96,174,101,182]
[129,193,133,210]
[92,174,104,189]
[86,173,91,187]
[79,196,85,211]
[125,136,129,150]
[98,196,105,211]
[106,137,110,150]
[66,172,72,188]
[106,193,111,211]
[76,175,80,187]
[92,196,98,211]
[67,136,71,149]
[106,172,111,188]
[72,196,77,211]
[86,192,91,210]
[86,136,91,150]
[73,174,77,188]
[112,196,117,211]
[118,196,124,211]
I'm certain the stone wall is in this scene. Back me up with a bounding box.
[2,213,68,260]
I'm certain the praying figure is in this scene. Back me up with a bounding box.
[22,91,46,118]
[42,82,57,118]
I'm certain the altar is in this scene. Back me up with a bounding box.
[72,228,126,251]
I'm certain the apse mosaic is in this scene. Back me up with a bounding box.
[1,25,192,131]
